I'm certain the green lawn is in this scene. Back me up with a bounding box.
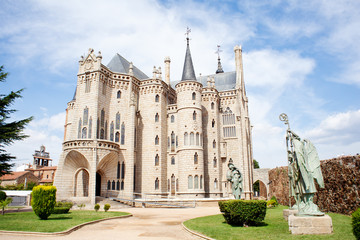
[184,205,355,240]
[0,210,130,233]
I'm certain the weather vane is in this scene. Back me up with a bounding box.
[279,113,290,130]
[215,45,222,58]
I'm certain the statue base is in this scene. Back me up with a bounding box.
[283,209,298,221]
[288,214,333,235]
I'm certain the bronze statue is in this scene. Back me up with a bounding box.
[226,159,243,199]
[280,113,325,216]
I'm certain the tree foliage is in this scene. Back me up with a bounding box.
[253,159,260,169]
[31,185,57,220]
[0,65,33,176]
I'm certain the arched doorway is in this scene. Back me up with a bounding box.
[96,172,101,196]
[253,180,267,198]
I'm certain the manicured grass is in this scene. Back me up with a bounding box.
[0,210,130,233]
[184,205,355,240]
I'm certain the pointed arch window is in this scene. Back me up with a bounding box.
[171,115,175,123]
[211,102,214,110]
[155,94,159,102]
[88,117,92,138]
[192,92,196,100]
[171,131,175,150]
[78,119,82,139]
[115,132,120,142]
[110,122,114,141]
[194,152,198,164]
[82,127,87,139]
[212,119,215,128]
[196,133,200,146]
[116,113,120,129]
[184,132,188,146]
[213,157,217,168]
[171,156,175,165]
[117,90,121,99]
[117,162,120,179]
[121,123,125,144]
[213,140,216,148]
[190,132,194,145]
[194,175,199,189]
[155,154,159,166]
[96,118,99,139]
[112,180,115,190]
[116,180,120,190]
[100,129,105,139]
[107,180,111,190]
[155,178,159,190]
[101,109,105,127]
[83,107,89,125]
[188,175,193,189]
[193,111,197,120]
[105,121,108,140]
[200,175,203,189]
[176,136,178,147]
[214,178,218,189]
[155,135,159,145]
[155,113,159,122]
[121,162,125,179]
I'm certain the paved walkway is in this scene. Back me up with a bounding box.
[0,207,220,240]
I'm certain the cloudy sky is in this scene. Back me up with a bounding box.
[1,0,359,169]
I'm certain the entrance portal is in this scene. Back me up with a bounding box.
[96,172,101,196]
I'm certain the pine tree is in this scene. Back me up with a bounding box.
[0,65,33,176]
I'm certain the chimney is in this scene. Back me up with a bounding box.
[164,56,171,85]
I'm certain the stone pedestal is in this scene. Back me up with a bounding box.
[283,209,298,221]
[288,214,333,235]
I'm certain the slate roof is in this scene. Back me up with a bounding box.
[181,41,197,81]
[198,71,237,91]
[107,54,149,80]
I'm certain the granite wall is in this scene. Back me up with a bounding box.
[268,155,360,215]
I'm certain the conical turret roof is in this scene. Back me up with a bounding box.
[181,39,196,81]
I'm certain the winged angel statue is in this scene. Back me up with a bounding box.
[280,113,325,216]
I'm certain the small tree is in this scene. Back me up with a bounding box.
[94,204,100,212]
[31,185,57,220]
[104,204,110,212]
[0,197,12,215]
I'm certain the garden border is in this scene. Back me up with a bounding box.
[181,222,216,240]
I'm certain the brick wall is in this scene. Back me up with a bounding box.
[268,155,360,215]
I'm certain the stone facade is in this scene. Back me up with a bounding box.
[54,40,254,204]
[269,155,360,215]
[0,171,39,187]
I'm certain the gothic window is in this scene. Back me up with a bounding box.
[121,180,124,190]
[121,162,125,179]
[223,126,236,138]
[115,132,120,142]
[192,92,196,100]
[171,115,175,123]
[100,129,105,139]
[117,90,121,99]
[196,133,200,146]
[155,178,159,190]
[190,132,194,145]
[117,162,120,179]
[101,109,105,127]
[171,132,175,149]
[107,180,111,190]
[78,119,82,139]
[105,121,108,140]
[222,107,236,137]
[82,127,87,139]
[176,136,178,147]
[214,178,218,189]
[213,140,216,148]
[116,180,119,190]
[85,80,91,93]
[194,152,198,164]
[200,175,203,189]
[83,107,89,125]
[211,102,214,110]
[194,175,199,189]
[88,117,92,138]
[193,111,197,120]
[188,175,193,189]
[212,119,215,128]
[102,81,106,95]
[110,122,114,141]
[155,94,159,102]
[116,112,120,129]
[96,118,99,139]
[155,154,159,166]
[184,132,188,145]
[155,135,159,145]
[121,122,125,144]
[112,180,115,190]
[171,156,175,165]
[213,157,217,168]
[155,113,159,122]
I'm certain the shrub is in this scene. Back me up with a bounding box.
[353,208,360,240]
[270,196,278,205]
[94,204,100,212]
[26,181,37,190]
[218,200,267,226]
[77,203,85,209]
[52,207,70,214]
[104,204,110,212]
[55,201,73,208]
[267,199,277,208]
[0,191,6,201]
[31,185,57,220]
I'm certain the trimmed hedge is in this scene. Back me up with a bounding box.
[55,201,73,208]
[52,207,70,214]
[104,204,110,212]
[218,200,267,226]
[31,186,57,220]
[353,208,360,240]
[94,204,100,212]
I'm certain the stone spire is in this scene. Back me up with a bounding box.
[181,27,196,81]
[215,45,224,74]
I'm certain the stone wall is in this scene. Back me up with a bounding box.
[268,155,360,215]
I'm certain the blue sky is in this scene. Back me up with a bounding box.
[1,0,359,169]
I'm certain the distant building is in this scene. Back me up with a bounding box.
[0,171,38,187]
[55,35,254,205]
